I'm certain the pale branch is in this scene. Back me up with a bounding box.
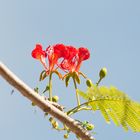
[0,61,94,140]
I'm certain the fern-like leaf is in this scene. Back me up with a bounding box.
[77,84,140,132]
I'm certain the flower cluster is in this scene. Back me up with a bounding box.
[31,44,90,75]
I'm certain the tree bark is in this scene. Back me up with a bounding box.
[0,61,94,140]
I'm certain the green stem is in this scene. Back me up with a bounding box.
[73,77,81,106]
[96,78,102,86]
[49,72,53,101]
[69,107,92,116]
[67,101,92,116]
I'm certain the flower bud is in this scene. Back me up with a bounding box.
[43,85,50,93]
[44,112,48,116]
[52,121,59,129]
[64,134,69,139]
[86,123,94,131]
[86,79,93,87]
[52,96,59,102]
[34,87,39,93]
[49,117,59,129]
[31,102,36,106]
[99,67,107,79]
[49,117,54,122]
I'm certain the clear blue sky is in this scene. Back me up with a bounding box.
[0,0,140,140]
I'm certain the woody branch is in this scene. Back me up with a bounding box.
[0,61,94,140]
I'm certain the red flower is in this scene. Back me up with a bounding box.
[32,43,90,74]
[31,44,48,70]
[53,44,69,58]
[32,44,47,59]
[60,46,78,71]
[60,46,90,72]
[46,44,68,72]
[75,47,90,71]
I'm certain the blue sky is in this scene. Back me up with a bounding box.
[0,0,140,140]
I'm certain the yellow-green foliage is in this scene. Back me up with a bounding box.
[77,84,140,132]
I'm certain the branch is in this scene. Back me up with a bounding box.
[0,61,94,140]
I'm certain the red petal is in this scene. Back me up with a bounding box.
[53,44,69,58]
[58,46,78,72]
[78,47,90,61]
[66,46,78,59]
[31,44,47,59]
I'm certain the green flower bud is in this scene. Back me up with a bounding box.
[49,117,59,129]
[44,112,48,116]
[43,85,50,93]
[49,117,54,122]
[99,67,107,79]
[86,79,93,87]
[64,134,69,139]
[52,121,59,129]
[31,102,36,106]
[34,87,39,93]
[52,96,59,102]
[86,123,94,131]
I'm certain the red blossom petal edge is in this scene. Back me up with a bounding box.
[59,46,90,72]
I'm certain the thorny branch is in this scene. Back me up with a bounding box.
[0,61,94,140]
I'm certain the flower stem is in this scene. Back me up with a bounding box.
[49,72,53,101]
[67,101,92,116]
[96,78,102,86]
[72,77,81,106]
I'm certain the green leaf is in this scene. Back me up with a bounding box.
[77,84,140,132]
[76,89,90,100]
